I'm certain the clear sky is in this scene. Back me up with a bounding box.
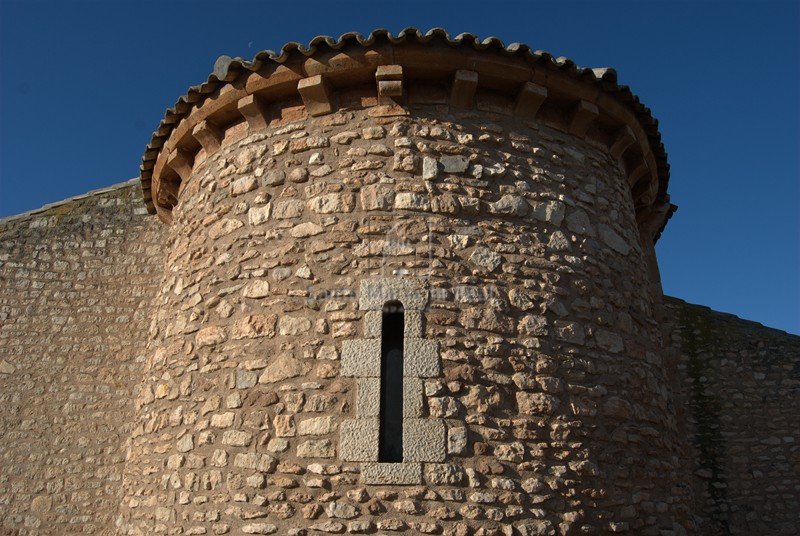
[0,0,798,334]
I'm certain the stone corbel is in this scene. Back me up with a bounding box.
[298,75,334,117]
[166,148,193,182]
[514,81,548,120]
[568,100,599,137]
[237,94,271,132]
[376,65,404,101]
[192,120,224,154]
[450,70,478,109]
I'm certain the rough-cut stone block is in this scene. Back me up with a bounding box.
[362,462,422,485]
[422,156,438,180]
[598,224,631,255]
[298,416,335,436]
[517,392,560,415]
[403,377,424,418]
[248,204,271,226]
[403,418,446,462]
[222,430,253,447]
[488,194,530,217]
[440,155,470,174]
[359,278,428,311]
[394,192,431,212]
[242,523,278,534]
[258,355,312,384]
[308,193,356,214]
[469,246,503,272]
[554,320,585,345]
[232,175,259,197]
[360,184,394,211]
[298,75,333,117]
[297,439,335,458]
[404,338,440,377]
[340,339,381,377]
[356,378,381,418]
[530,200,565,227]
[340,419,379,461]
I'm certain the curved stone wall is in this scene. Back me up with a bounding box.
[117,101,692,534]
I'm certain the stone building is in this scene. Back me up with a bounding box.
[1,28,798,536]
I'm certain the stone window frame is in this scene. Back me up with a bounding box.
[340,277,445,485]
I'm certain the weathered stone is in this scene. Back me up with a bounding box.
[488,195,529,217]
[548,230,570,250]
[340,419,379,461]
[239,279,271,299]
[196,326,227,347]
[248,204,272,225]
[530,200,565,226]
[262,170,286,186]
[273,199,305,219]
[404,418,446,462]
[595,329,624,352]
[30,495,52,514]
[566,209,594,236]
[362,463,422,485]
[259,355,312,384]
[326,501,360,519]
[599,224,630,255]
[222,430,252,447]
[297,439,335,458]
[210,412,235,428]
[422,156,438,180]
[278,316,312,336]
[447,426,468,454]
[242,523,278,534]
[290,222,324,238]
[469,246,502,271]
[208,218,244,239]
[516,520,554,536]
[231,314,277,339]
[308,193,356,213]
[298,416,335,435]
[232,176,258,196]
[554,320,585,345]
[440,156,469,174]
[176,434,194,452]
[360,184,394,211]
[394,192,431,211]
[516,392,560,415]
[425,464,465,485]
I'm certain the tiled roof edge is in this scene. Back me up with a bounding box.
[139,27,670,216]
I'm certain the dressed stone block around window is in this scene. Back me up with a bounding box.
[340,278,445,483]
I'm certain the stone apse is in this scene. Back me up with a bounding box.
[1,28,798,536]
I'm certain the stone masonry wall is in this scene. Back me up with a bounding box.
[116,106,693,535]
[666,298,800,535]
[0,182,167,535]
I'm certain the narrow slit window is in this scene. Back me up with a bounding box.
[379,301,404,462]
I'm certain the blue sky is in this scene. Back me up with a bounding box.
[0,0,798,334]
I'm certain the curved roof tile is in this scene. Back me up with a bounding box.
[140,27,671,217]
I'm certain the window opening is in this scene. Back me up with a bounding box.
[379,300,404,462]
